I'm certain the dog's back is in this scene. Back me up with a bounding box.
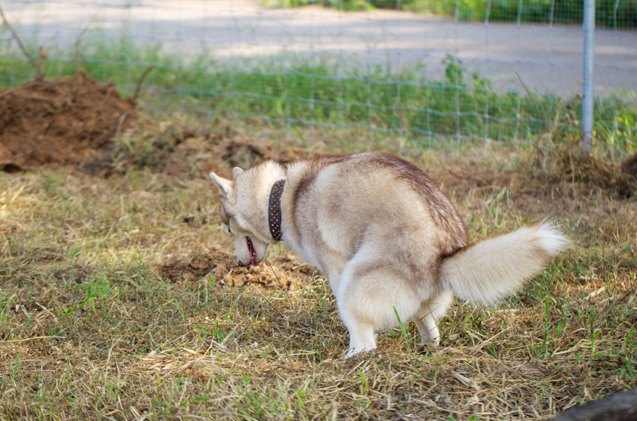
[283,153,466,277]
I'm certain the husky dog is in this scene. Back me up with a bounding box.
[209,152,567,358]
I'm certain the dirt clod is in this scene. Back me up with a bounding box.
[0,72,136,172]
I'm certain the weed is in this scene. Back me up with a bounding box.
[393,306,413,351]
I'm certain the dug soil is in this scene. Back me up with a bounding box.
[158,245,319,291]
[0,71,314,178]
[0,72,136,172]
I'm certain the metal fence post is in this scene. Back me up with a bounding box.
[582,0,595,153]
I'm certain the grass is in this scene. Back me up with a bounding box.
[1,112,636,418]
[1,36,636,153]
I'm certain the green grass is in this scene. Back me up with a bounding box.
[1,36,636,153]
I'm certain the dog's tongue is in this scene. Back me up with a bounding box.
[246,237,257,266]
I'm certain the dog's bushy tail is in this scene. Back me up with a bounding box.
[440,221,568,305]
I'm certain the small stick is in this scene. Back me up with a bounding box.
[36,46,47,80]
[264,259,282,286]
[132,65,156,101]
[0,5,37,71]
[115,112,130,137]
[0,90,54,103]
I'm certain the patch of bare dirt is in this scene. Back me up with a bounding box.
[166,136,317,178]
[158,245,319,290]
[110,119,319,179]
[0,72,136,172]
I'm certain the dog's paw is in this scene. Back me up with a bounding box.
[344,349,377,366]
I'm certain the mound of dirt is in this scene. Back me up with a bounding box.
[0,72,136,172]
[158,245,319,290]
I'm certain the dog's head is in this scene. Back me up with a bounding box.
[208,165,279,267]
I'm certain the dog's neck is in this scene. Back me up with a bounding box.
[268,179,285,241]
[249,161,286,243]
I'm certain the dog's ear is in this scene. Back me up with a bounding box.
[208,172,233,198]
[232,167,244,179]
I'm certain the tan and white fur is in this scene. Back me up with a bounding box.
[209,152,568,358]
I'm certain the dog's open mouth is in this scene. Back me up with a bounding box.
[246,237,257,266]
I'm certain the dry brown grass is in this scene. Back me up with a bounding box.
[1,116,636,420]
[529,134,637,199]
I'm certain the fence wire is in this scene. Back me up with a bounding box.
[1,0,636,149]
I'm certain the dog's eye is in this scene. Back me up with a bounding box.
[223,225,232,234]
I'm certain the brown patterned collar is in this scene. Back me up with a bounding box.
[268,179,286,241]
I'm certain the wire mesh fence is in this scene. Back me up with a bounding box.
[1,0,636,150]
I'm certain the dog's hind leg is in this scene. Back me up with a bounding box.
[337,279,377,358]
[414,290,454,346]
[337,256,421,358]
